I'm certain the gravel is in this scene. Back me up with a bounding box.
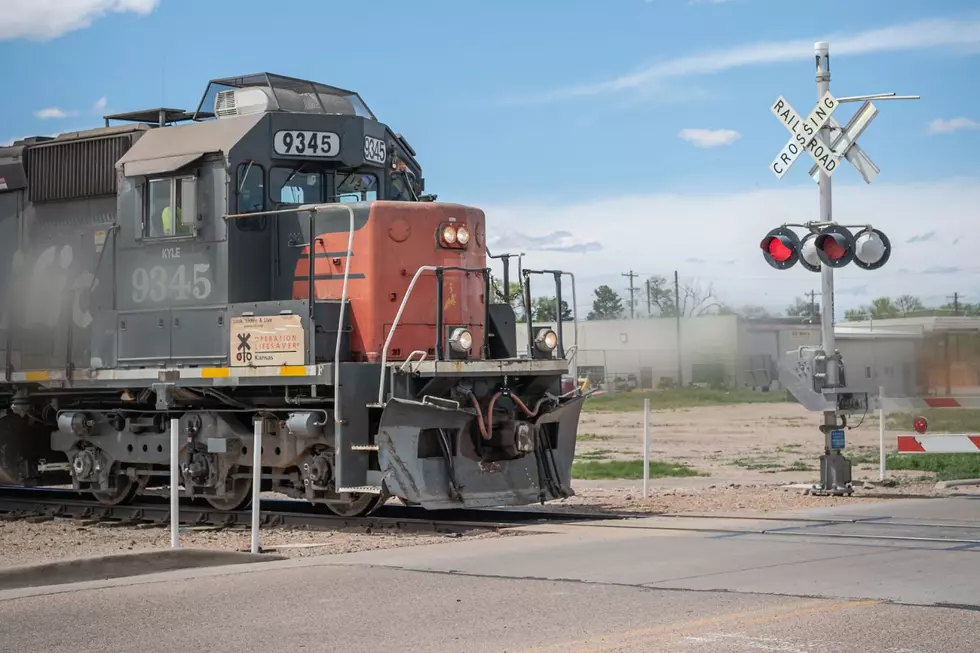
[0,519,507,569]
[4,476,966,569]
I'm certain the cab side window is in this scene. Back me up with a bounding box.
[236,162,265,213]
[236,162,266,232]
[144,176,196,239]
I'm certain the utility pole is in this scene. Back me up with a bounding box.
[948,292,961,315]
[645,279,652,316]
[806,290,819,319]
[623,270,638,319]
[674,270,683,386]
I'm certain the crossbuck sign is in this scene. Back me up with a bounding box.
[769,91,841,179]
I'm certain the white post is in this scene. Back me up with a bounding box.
[250,418,263,554]
[169,417,180,549]
[643,397,650,497]
[878,385,886,481]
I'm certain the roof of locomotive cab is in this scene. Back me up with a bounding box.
[191,72,377,121]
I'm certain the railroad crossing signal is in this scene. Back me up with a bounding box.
[760,225,891,272]
[769,91,841,179]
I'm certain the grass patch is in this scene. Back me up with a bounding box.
[780,461,815,472]
[847,449,881,466]
[730,456,781,470]
[886,409,980,433]
[886,453,980,481]
[583,387,790,413]
[575,448,616,461]
[571,459,706,480]
[577,433,612,442]
[775,443,803,453]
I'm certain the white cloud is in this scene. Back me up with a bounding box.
[93,96,108,112]
[480,178,980,316]
[33,107,77,119]
[0,0,160,41]
[516,17,980,103]
[678,128,740,148]
[927,117,980,134]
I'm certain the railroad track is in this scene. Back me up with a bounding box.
[0,486,637,535]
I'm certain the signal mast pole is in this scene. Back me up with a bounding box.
[815,42,839,465]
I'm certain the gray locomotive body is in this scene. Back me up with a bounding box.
[0,73,584,516]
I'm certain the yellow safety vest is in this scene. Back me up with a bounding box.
[162,206,183,233]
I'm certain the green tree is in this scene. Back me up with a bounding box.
[531,297,573,321]
[895,294,925,315]
[491,279,525,320]
[644,275,676,316]
[587,285,624,320]
[785,296,819,318]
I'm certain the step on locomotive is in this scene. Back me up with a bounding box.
[0,73,584,516]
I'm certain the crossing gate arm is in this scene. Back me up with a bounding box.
[896,435,980,454]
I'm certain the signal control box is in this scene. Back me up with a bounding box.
[778,346,873,415]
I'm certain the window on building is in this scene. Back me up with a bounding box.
[271,167,324,205]
[145,176,196,239]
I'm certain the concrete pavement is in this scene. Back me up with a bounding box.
[1,495,977,652]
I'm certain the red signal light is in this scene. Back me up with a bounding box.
[912,416,928,434]
[760,227,801,270]
[813,225,855,268]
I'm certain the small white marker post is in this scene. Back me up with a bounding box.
[251,419,263,554]
[643,397,650,497]
[878,386,887,482]
[169,417,180,549]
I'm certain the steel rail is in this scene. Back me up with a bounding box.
[0,487,634,534]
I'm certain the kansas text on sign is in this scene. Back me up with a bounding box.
[230,314,305,367]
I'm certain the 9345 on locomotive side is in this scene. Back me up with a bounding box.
[0,73,585,516]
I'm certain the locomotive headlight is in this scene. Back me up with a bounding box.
[449,327,473,353]
[455,225,470,245]
[441,224,457,245]
[534,328,558,352]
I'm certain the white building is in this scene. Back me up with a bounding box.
[516,316,820,390]
[520,315,980,397]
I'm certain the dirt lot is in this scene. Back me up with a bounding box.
[576,401,902,484]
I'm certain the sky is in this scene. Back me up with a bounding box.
[1,0,978,319]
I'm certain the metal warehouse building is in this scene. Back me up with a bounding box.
[516,316,820,390]
[518,315,980,396]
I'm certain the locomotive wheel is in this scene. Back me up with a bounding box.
[324,493,384,517]
[91,476,140,506]
[205,470,252,511]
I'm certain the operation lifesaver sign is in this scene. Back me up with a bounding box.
[230,314,304,367]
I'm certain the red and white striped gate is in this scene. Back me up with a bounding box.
[888,395,980,455]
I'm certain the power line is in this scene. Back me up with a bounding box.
[622,270,638,319]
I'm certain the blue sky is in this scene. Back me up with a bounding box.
[2,0,979,317]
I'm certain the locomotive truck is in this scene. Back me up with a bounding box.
[0,73,583,517]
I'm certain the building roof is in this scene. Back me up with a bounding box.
[837,316,980,334]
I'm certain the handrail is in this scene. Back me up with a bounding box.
[521,268,578,363]
[376,264,490,405]
[378,265,438,404]
[222,202,355,458]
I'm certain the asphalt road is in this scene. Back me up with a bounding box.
[1,495,977,652]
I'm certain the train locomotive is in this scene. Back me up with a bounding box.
[0,73,583,517]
